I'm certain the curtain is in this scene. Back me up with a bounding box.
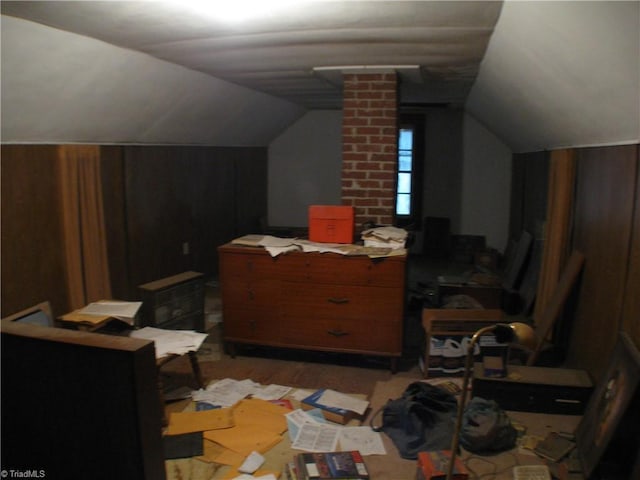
[535,149,576,322]
[58,145,112,309]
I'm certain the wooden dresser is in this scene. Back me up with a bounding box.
[218,243,406,371]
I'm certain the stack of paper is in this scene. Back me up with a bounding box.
[361,226,408,250]
[60,299,142,327]
[130,326,208,359]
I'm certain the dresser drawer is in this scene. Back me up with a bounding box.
[280,316,401,353]
[221,279,280,308]
[277,254,405,287]
[280,282,402,320]
[222,307,279,341]
[219,251,280,280]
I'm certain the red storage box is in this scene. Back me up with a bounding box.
[308,205,354,244]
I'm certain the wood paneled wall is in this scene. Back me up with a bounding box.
[104,145,268,300]
[566,144,639,379]
[1,144,267,316]
[622,162,640,341]
[510,151,549,242]
[1,145,70,317]
[512,144,639,380]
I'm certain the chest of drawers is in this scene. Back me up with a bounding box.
[218,244,406,371]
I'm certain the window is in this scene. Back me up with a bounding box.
[396,128,414,216]
[394,115,423,228]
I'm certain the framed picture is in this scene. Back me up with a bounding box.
[575,332,640,478]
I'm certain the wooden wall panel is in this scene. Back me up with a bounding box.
[566,145,638,379]
[2,144,267,312]
[122,146,267,297]
[510,151,548,243]
[0,145,70,318]
[234,148,269,235]
[621,146,640,346]
[509,153,526,240]
[100,146,130,300]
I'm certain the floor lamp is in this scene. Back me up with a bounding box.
[446,322,537,480]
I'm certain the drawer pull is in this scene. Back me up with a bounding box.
[327,297,349,304]
[327,329,349,337]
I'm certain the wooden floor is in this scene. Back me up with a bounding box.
[161,326,427,480]
[160,323,423,400]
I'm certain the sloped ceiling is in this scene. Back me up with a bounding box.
[1,1,502,108]
[467,1,640,152]
[1,1,638,150]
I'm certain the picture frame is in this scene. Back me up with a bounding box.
[575,332,640,478]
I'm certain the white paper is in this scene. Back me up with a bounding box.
[285,408,325,441]
[258,235,298,247]
[361,226,408,241]
[238,451,264,474]
[291,422,341,452]
[252,384,292,400]
[263,244,301,257]
[232,475,277,480]
[130,326,208,359]
[290,389,314,401]
[339,426,387,455]
[317,389,369,415]
[79,300,142,324]
[191,378,260,407]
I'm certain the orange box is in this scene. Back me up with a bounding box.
[308,205,354,244]
[416,451,468,480]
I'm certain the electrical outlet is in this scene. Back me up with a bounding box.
[182,242,190,255]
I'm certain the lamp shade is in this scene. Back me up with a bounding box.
[493,322,536,350]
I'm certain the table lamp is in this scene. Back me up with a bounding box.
[445,322,537,480]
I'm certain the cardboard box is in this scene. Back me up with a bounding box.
[309,205,354,244]
[421,308,503,378]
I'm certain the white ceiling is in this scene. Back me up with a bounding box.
[1,0,502,109]
[1,0,638,151]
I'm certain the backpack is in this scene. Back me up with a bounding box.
[459,397,517,454]
[370,382,458,459]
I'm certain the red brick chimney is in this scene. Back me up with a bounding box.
[341,72,398,233]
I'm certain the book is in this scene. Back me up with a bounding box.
[533,432,576,462]
[416,451,468,480]
[513,465,552,480]
[300,389,360,425]
[295,451,369,480]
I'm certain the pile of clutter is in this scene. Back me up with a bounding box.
[361,226,408,250]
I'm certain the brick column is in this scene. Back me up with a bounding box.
[341,72,398,233]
